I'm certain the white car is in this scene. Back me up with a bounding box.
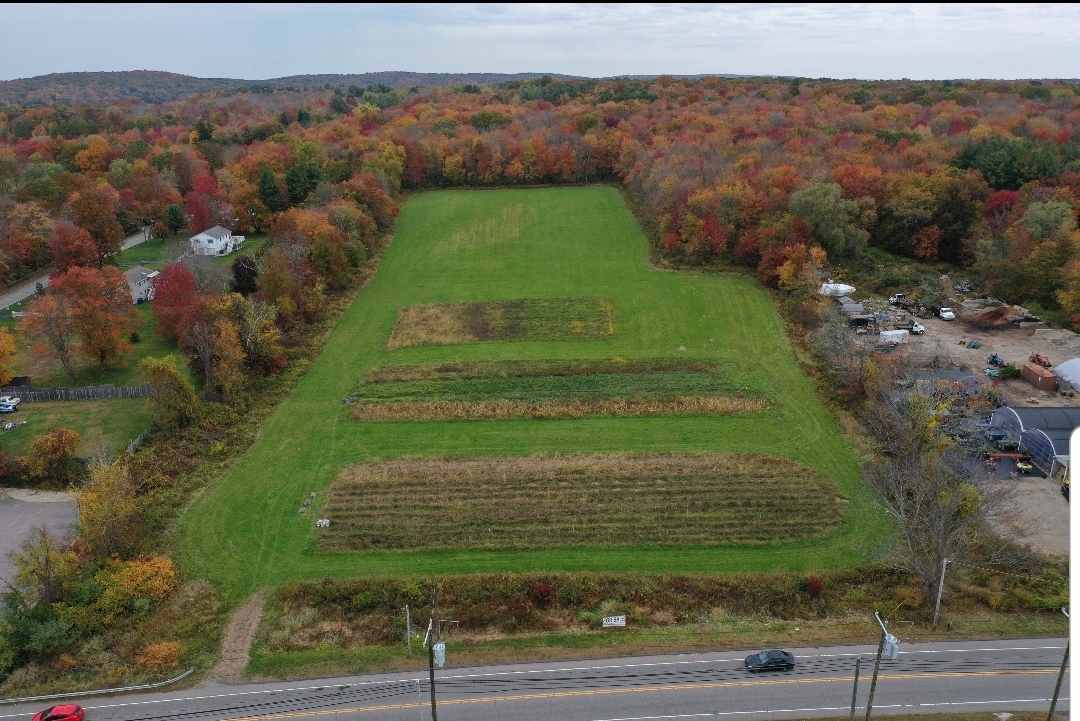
[938,308,956,321]
[0,396,21,407]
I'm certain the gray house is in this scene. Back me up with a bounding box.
[125,265,158,304]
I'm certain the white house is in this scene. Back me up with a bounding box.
[125,265,158,304]
[189,226,245,256]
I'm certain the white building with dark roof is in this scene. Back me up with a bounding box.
[189,225,244,256]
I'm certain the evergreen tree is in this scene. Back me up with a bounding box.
[257,167,288,212]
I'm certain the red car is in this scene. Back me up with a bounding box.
[32,705,84,721]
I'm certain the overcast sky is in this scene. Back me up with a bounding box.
[2,3,1078,82]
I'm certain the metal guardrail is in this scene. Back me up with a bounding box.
[0,667,194,705]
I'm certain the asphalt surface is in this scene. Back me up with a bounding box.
[0,490,77,587]
[0,229,149,310]
[0,638,1068,720]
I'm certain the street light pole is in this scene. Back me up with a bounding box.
[864,624,887,721]
[1048,607,1069,721]
[848,656,861,721]
[933,558,948,625]
[865,611,898,721]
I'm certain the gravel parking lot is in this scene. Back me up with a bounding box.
[0,488,77,588]
[995,475,1069,557]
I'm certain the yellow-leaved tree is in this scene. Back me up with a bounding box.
[0,327,16,387]
[75,457,145,560]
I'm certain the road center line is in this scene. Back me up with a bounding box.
[211,668,1059,721]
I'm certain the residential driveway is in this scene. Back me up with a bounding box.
[0,228,149,310]
[0,488,78,588]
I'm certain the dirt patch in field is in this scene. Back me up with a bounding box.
[351,396,767,422]
[386,297,616,349]
[209,590,266,681]
[318,453,845,552]
[992,476,1069,557]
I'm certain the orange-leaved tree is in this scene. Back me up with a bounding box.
[68,185,125,264]
[51,266,140,369]
[21,293,78,385]
[0,327,15,387]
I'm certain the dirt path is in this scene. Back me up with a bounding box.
[208,590,266,682]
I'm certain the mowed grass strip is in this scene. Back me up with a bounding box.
[386,297,616,349]
[318,453,844,551]
[357,370,747,402]
[351,397,766,422]
[364,359,719,384]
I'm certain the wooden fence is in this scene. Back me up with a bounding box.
[127,423,154,454]
[0,383,152,402]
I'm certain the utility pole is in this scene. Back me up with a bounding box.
[848,657,861,721]
[426,580,440,721]
[865,612,899,721]
[405,604,412,657]
[1048,607,1069,721]
[933,558,948,625]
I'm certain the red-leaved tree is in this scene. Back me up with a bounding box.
[50,221,99,273]
[150,263,201,341]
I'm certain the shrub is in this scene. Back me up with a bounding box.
[136,641,180,670]
[530,581,555,608]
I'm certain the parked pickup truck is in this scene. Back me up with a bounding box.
[893,320,925,335]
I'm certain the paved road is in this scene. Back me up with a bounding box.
[0,229,150,311]
[0,638,1067,720]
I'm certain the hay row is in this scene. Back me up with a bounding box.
[318,453,845,551]
[350,395,768,422]
[386,297,616,349]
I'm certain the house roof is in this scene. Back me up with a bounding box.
[192,225,231,240]
[124,265,158,284]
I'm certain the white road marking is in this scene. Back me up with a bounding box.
[588,698,1065,721]
[0,643,1065,719]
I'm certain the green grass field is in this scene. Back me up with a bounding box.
[175,187,881,601]
[0,397,152,458]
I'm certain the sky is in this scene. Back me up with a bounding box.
[2,3,1079,82]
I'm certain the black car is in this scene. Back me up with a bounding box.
[744,649,795,672]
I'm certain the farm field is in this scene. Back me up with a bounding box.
[175,186,878,601]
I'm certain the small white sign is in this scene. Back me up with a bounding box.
[602,615,626,628]
[433,641,446,667]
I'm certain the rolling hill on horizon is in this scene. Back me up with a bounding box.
[0,69,578,106]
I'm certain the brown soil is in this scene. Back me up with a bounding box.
[209,590,266,681]
[386,297,615,349]
[994,476,1069,557]
[351,395,767,422]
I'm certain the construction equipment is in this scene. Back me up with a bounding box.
[1029,353,1051,368]
[986,354,1006,367]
